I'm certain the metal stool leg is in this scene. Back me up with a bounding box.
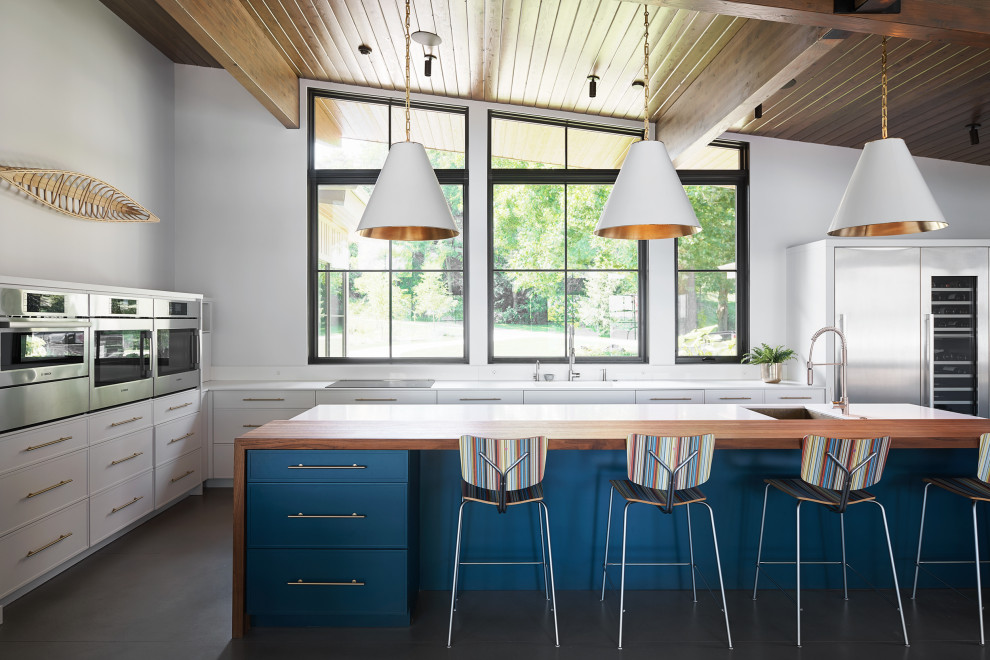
[912,482,932,599]
[796,500,802,648]
[618,501,631,650]
[686,502,698,602]
[701,502,733,649]
[974,500,985,646]
[753,482,771,600]
[840,511,849,601]
[538,503,549,600]
[540,502,560,647]
[447,500,468,648]
[601,485,615,601]
[872,500,910,646]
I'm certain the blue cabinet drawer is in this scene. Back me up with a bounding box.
[246,548,409,624]
[247,450,408,482]
[247,483,407,548]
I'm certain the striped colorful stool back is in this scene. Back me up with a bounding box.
[626,433,714,512]
[459,435,547,513]
[977,433,990,483]
[800,435,890,512]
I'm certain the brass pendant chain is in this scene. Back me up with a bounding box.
[642,5,650,141]
[405,0,411,142]
[881,35,888,140]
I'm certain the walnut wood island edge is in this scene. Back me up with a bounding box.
[231,402,990,637]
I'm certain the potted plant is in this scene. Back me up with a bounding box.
[742,343,797,384]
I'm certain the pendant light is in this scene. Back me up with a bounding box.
[594,5,700,240]
[828,36,947,237]
[356,0,459,241]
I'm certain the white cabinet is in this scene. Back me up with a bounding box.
[636,390,704,404]
[317,389,437,405]
[89,427,154,493]
[213,390,316,409]
[0,450,89,536]
[152,390,203,505]
[88,401,154,445]
[704,390,765,404]
[155,449,202,509]
[0,418,88,476]
[89,471,154,544]
[154,414,201,467]
[524,390,635,405]
[153,389,201,425]
[437,390,524,404]
[764,389,826,404]
[0,499,89,600]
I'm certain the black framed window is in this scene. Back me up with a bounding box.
[308,90,468,362]
[674,141,750,363]
[489,112,646,362]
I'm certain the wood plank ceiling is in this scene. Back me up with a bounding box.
[101,0,990,166]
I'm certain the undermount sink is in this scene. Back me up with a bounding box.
[745,406,848,420]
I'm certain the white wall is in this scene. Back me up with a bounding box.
[0,0,176,290]
[172,65,990,380]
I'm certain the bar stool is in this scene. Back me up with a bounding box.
[752,434,909,647]
[599,433,732,649]
[911,432,990,645]
[447,435,558,647]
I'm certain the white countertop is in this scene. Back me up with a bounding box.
[204,378,818,391]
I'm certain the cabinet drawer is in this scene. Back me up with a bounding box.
[213,409,310,445]
[153,389,201,424]
[155,449,201,509]
[636,390,705,404]
[89,471,154,544]
[317,390,437,405]
[0,499,89,600]
[764,389,826,404]
[213,390,316,409]
[154,414,202,466]
[213,443,235,479]
[89,427,154,493]
[89,400,154,445]
[0,450,89,536]
[248,483,407,548]
[704,389,765,404]
[246,548,408,618]
[248,450,409,483]
[524,390,635,405]
[437,390,523,404]
[0,417,88,476]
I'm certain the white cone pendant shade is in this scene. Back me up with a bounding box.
[356,141,459,241]
[828,137,947,237]
[594,140,701,240]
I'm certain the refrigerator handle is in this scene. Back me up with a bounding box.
[924,313,935,408]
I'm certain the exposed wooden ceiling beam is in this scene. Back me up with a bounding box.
[658,22,840,162]
[153,0,300,128]
[647,0,990,48]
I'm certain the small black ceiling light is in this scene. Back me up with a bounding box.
[411,30,441,77]
[631,80,645,88]
[754,103,763,119]
[587,75,600,98]
[968,123,981,146]
[358,44,372,55]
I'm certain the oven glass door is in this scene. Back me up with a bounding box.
[94,329,151,387]
[157,328,198,377]
[2,329,86,372]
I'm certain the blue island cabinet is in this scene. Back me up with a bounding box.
[245,450,419,626]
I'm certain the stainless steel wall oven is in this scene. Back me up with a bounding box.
[153,298,200,396]
[90,294,153,411]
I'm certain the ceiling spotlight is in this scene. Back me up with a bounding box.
[754,103,763,120]
[412,30,441,77]
[968,123,981,146]
[781,78,797,90]
[358,44,372,55]
[587,75,600,98]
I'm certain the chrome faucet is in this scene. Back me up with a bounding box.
[807,326,849,415]
[567,324,581,381]
[533,360,540,382]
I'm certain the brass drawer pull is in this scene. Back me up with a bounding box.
[27,479,73,498]
[242,397,284,402]
[110,416,143,428]
[26,532,73,558]
[289,579,364,586]
[242,424,263,428]
[25,436,72,452]
[355,397,397,402]
[168,432,195,445]
[459,397,500,401]
[111,495,144,514]
[170,469,195,483]
[110,451,144,466]
[167,402,193,411]
[288,512,366,519]
[719,397,752,400]
[650,397,693,401]
[287,464,366,470]
[779,396,812,400]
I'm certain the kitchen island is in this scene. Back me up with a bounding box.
[233,403,990,636]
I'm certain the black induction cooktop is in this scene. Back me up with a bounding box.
[325,379,436,388]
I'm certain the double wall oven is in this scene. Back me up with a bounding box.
[0,288,90,433]
[90,294,153,410]
[154,298,200,396]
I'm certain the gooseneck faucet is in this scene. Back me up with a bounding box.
[567,324,581,381]
[807,326,849,415]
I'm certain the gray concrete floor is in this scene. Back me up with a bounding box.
[0,488,988,659]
